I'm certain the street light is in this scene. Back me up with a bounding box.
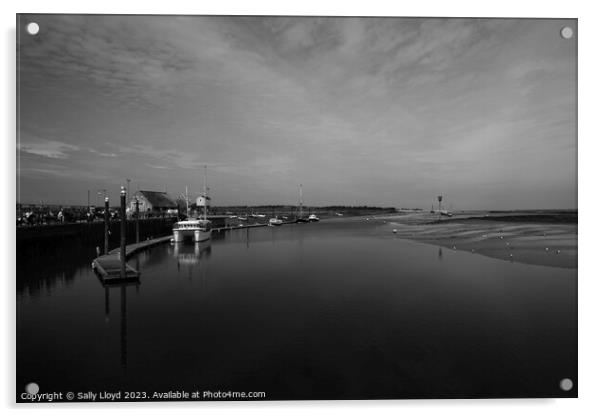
[126,179,131,206]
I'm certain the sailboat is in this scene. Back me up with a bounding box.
[173,166,212,242]
[268,207,283,226]
[295,184,308,223]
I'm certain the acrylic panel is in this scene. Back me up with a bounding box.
[16,14,577,402]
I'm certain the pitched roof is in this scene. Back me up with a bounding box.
[134,191,177,208]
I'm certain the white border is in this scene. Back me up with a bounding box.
[3,1,601,416]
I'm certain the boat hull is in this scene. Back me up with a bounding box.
[173,229,211,243]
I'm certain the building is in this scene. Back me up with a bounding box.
[129,190,177,217]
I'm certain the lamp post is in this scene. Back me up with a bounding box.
[135,198,140,243]
[120,186,126,278]
[126,179,131,208]
[104,196,110,255]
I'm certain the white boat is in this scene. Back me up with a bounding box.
[173,166,212,242]
[268,218,283,226]
[173,219,212,242]
[308,214,319,222]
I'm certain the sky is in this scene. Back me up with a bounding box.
[17,15,576,209]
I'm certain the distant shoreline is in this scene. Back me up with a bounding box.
[441,212,578,224]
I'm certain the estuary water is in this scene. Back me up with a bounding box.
[17,219,577,400]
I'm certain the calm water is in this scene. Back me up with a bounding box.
[17,220,577,400]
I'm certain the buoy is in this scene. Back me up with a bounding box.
[392,229,397,234]
[500,236,504,239]
[545,247,549,251]
[510,253,513,258]
[556,250,561,254]
[453,245,456,250]
[506,242,510,246]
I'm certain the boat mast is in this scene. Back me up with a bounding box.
[185,186,189,218]
[298,184,303,219]
[203,165,208,221]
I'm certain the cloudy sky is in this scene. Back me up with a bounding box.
[17,15,576,209]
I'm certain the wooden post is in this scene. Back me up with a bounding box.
[104,197,110,255]
[104,286,110,319]
[135,199,140,243]
[120,186,126,278]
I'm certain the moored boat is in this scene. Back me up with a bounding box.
[173,219,212,242]
[173,165,213,242]
[268,217,283,226]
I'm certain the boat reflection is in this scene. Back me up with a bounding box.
[173,241,212,266]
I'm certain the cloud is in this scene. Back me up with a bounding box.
[17,16,576,208]
[18,139,79,159]
[108,143,209,170]
[144,163,172,170]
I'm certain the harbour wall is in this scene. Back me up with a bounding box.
[17,218,177,252]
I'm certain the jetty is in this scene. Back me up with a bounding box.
[93,219,301,283]
[92,235,172,283]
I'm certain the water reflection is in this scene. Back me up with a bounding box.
[17,239,96,297]
[17,221,577,399]
[173,241,211,266]
[97,275,139,371]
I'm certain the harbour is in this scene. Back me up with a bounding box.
[16,213,577,399]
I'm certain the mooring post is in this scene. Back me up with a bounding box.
[104,196,110,255]
[135,198,140,243]
[104,286,110,319]
[120,186,126,278]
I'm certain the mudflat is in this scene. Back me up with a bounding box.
[381,211,577,269]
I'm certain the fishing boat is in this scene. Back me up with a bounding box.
[173,166,212,243]
[172,219,211,242]
[308,214,319,222]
